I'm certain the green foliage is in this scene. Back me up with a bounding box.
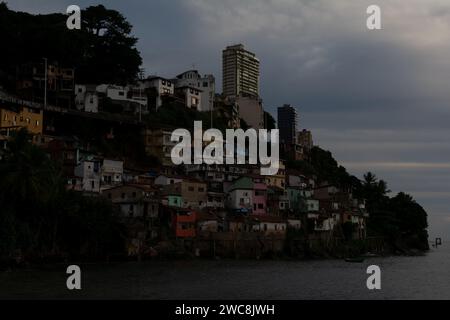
[288,146,429,251]
[355,172,429,250]
[0,129,124,261]
[145,103,231,133]
[0,4,142,86]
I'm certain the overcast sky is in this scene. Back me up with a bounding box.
[10,0,450,240]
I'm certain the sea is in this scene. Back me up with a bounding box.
[1,243,449,300]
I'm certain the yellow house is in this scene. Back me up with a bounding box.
[264,160,286,190]
[0,106,43,135]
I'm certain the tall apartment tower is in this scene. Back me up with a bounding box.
[222,44,260,98]
[277,104,298,145]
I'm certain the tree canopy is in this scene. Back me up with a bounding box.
[0,3,142,86]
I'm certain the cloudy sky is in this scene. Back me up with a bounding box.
[10,0,450,239]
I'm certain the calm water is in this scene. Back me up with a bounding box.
[1,244,449,300]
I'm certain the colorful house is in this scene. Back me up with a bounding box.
[171,208,197,238]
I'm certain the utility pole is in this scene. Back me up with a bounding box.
[138,68,145,123]
[43,58,48,110]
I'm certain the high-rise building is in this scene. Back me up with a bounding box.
[277,104,298,145]
[222,44,260,98]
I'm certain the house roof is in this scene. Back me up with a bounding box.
[228,176,254,191]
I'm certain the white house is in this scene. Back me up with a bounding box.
[176,86,202,110]
[154,174,183,186]
[174,70,215,111]
[252,216,287,235]
[101,159,123,190]
[75,84,99,113]
[74,159,101,193]
[141,76,174,110]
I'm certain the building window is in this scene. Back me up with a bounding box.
[132,192,137,198]
[203,82,208,87]
[198,187,204,192]
[121,193,125,199]
[118,91,124,96]
[188,186,195,192]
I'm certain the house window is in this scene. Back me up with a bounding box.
[132,192,137,198]
[264,224,267,231]
[118,91,124,96]
[203,82,208,87]
[258,203,264,209]
[253,204,256,210]
[91,181,95,190]
[121,193,125,199]
[198,187,204,192]
[188,186,195,192]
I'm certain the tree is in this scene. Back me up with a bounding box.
[0,5,142,88]
[0,128,124,261]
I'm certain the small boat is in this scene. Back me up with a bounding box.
[344,257,365,263]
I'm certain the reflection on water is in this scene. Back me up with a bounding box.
[1,244,449,300]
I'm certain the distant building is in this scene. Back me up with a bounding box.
[74,159,101,194]
[143,126,180,166]
[103,184,159,219]
[174,70,215,111]
[140,76,174,110]
[0,104,43,136]
[278,104,298,145]
[236,95,264,129]
[162,179,208,209]
[297,129,313,150]
[225,176,254,214]
[16,62,75,109]
[175,86,202,111]
[100,159,123,190]
[222,44,260,98]
[75,84,99,113]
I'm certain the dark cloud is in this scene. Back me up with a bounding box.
[9,0,450,239]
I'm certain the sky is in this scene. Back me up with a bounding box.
[9,0,450,240]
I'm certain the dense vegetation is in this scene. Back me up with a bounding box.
[0,3,142,86]
[0,129,124,263]
[288,147,429,252]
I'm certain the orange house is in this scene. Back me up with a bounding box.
[0,105,43,135]
[172,208,197,238]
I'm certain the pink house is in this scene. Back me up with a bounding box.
[252,176,267,215]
